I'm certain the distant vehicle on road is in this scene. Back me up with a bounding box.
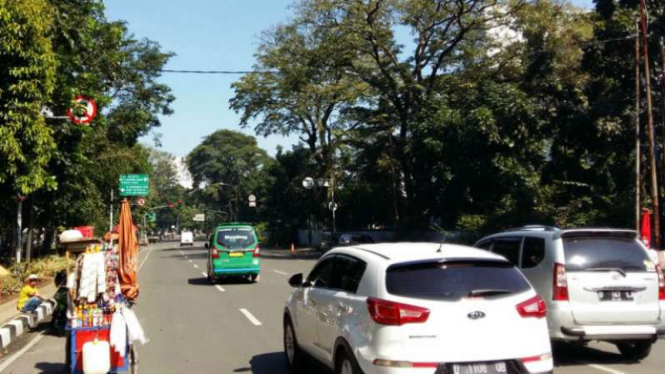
[283,243,553,374]
[180,230,194,246]
[206,223,260,283]
[148,233,160,244]
[322,232,375,251]
[475,226,665,360]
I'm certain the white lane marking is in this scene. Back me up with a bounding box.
[193,264,199,269]
[215,285,225,292]
[580,363,626,374]
[138,248,153,271]
[0,332,45,371]
[188,259,192,263]
[273,270,288,275]
[240,308,262,326]
[202,272,208,277]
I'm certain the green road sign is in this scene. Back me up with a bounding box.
[119,174,149,196]
[148,213,157,222]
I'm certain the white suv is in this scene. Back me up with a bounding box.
[475,227,665,360]
[283,243,553,374]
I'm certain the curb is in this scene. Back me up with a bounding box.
[0,299,56,350]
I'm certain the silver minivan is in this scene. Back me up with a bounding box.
[475,226,665,360]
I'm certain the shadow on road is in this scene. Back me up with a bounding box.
[160,245,206,252]
[234,352,330,374]
[187,276,256,286]
[260,251,322,260]
[34,362,66,374]
[553,341,640,367]
[166,252,207,260]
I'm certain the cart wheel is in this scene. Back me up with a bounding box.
[130,346,138,374]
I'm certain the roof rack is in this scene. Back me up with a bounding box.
[502,225,560,233]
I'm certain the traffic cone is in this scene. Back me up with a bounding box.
[290,243,295,253]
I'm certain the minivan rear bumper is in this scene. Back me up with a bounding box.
[549,302,665,341]
[213,266,260,275]
[560,325,665,341]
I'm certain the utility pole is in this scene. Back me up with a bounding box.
[635,21,641,232]
[109,190,114,232]
[640,0,660,249]
[26,199,34,263]
[15,194,25,276]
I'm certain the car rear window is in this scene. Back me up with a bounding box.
[563,236,650,272]
[386,260,531,301]
[216,227,256,249]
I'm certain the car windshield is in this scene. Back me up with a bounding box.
[216,228,256,249]
[386,260,531,301]
[563,236,650,272]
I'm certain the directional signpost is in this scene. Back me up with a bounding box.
[119,174,150,197]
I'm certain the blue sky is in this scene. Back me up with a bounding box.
[104,0,595,158]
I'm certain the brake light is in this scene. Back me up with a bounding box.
[516,295,547,318]
[212,248,219,259]
[656,265,665,301]
[553,263,569,301]
[520,352,552,363]
[366,298,430,325]
[253,245,260,257]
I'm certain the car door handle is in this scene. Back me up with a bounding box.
[337,303,350,313]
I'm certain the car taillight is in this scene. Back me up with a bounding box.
[553,263,569,301]
[516,295,547,318]
[212,248,219,259]
[253,245,260,257]
[520,352,552,363]
[657,265,665,301]
[366,298,430,326]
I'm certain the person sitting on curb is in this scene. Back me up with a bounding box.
[17,274,44,313]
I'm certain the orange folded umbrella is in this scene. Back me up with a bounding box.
[118,199,139,301]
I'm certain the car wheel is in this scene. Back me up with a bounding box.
[284,317,304,373]
[207,265,216,284]
[617,341,653,361]
[250,274,260,283]
[335,346,361,374]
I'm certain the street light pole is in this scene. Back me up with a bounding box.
[15,197,23,275]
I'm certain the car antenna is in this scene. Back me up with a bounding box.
[430,223,444,253]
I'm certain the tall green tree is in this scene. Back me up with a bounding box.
[0,0,57,196]
[187,130,274,222]
[230,21,367,175]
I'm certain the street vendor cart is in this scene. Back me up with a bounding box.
[61,237,140,374]
[61,200,144,374]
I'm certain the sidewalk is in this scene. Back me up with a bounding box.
[0,282,57,351]
[0,282,56,325]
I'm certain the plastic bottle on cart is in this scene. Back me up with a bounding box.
[82,308,88,327]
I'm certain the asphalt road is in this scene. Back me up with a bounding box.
[1,241,664,374]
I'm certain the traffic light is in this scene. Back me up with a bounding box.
[168,202,174,208]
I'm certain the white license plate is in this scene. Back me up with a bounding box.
[452,362,508,374]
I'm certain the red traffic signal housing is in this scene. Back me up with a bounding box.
[168,202,174,208]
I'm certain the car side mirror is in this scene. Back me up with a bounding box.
[288,273,305,288]
[204,243,209,249]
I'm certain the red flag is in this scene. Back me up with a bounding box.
[641,209,652,248]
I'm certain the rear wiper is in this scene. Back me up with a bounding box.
[467,289,512,297]
[584,267,626,276]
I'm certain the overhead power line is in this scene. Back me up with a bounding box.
[160,69,277,74]
[159,34,649,75]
